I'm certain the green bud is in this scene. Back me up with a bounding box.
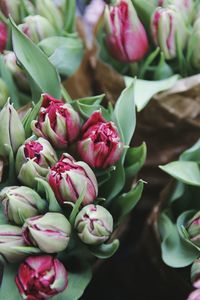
[0,186,46,225]
[0,79,9,109]
[191,258,200,289]
[187,211,200,247]
[22,213,71,253]
[188,18,200,71]
[0,224,27,263]
[75,204,113,245]
[16,137,57,188]
[35,0,65,32]
[0,101,25,158]
[19,15,56,44]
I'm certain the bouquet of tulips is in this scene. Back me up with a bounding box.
[92,0,200,110]
[155,138,200,299]
[0,4,145,298]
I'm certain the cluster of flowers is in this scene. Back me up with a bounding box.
[0,93,124,299]
[102,0,200,77]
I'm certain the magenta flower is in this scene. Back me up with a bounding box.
[48,153,98,206]
[16,255,68,299]
[31,94,80,149]
[104,0,148,63]
[78,111,123,169]
[0,22,7,52]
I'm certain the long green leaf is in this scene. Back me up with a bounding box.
[10,18,61,98]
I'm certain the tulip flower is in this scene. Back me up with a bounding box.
[78,111,123,169]
[159,0,195,23]
[19,15,56,44]
[48,153,98,206]
[16,137,57,188]
[0,22,7,52]
[0,0,20,23]
[0,79,9,108]
[0,101,25,158]
[16,255,68,299]
[0,225,27,263]
[187,289,200,300]
[187,211,200,247]
[31,93,80,149]
[22,213,71,253]
[104,0,149,63]
[75,204,113,245]
[191,259,200,289]
[0,186,46,225]
[35,0,65,32]
[151,5,188,60]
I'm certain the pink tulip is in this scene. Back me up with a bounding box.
[0,22,7,52]
[15,255,68,299]
[104,0,148,62]
[48,153,98,206]
[31,93,80,149]
[78,111,123,169]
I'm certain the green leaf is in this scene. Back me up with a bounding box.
[53,266,92,300]
[90,239,120,259]
[69,184,86,226]
[180,139,200,163]
[158,213,199,268]
[159,161,200,186]
[23,98,42,138]
[36,178,61,212]
[12,246,41,254]
[10,18,61,98]
[124,75,178,111]
[100,160,125,203]
[169,181,185,204]
[0,265,21,300]
[125,143,147,178]
[113,180,144,224]
[75,94,105,106]
[113,81,136,148]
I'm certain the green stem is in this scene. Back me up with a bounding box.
[64,0,76,33]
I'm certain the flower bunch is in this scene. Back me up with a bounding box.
[158,138,200,299]
[0,83,144,299]
[99,0,199,80]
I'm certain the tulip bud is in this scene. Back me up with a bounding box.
[75,204,113,245]
[0,224,27,262]
[0,0,20,23]
[16,137,57,188]
[191,259,200,289]
[35,0,64,32]
[187,211,200,247]
[3,51,29,93]
[104,0,149,63]
[48,153,98,206]
[31,93,80,149]
[0,22,7,52]
[0,186,46,225]
[19,15,56,44]
[78,111,123,169]
[161,0,195,23]
[187,18,200,71]
[22,213,71,253]
[0,79,9,108]
[0,101,25,158]
[151,6,188,60]
[16,255,68,299]
[187,289,200,300]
